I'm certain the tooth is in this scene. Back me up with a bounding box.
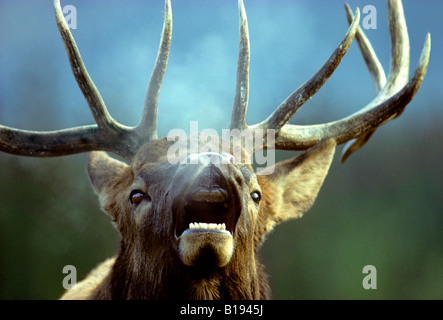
[187,222,229,231]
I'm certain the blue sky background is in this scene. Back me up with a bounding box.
[1,0,442,138]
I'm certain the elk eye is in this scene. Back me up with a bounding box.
[251,191,261,204]
[130,191,146,205]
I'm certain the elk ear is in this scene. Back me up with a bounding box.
[259,139,336,227]
[87,151,132,196]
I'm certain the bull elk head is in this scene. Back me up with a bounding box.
[0,0,430,299]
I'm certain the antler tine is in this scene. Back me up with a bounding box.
[384,0,410,92]
[54,0,118,132]
[250,8,361,134]
[344,3,386,93]
[137,0,172,140]
[263,0,430,160]
[230,0,250,131]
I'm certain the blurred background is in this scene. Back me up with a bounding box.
[0,0,442,299]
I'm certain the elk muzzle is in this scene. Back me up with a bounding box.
[173,153,241,268]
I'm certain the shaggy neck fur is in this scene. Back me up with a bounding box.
[89,237,270,300]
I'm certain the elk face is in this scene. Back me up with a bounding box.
[87,138,259,270]
[170,151,253,269]
[87,136,336,281]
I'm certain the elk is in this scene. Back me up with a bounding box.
[0,0,430,299]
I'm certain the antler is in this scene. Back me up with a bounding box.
[233,0,430,162]
[0,0,172,161]
[231,0,361,133]
[0,0,431,163]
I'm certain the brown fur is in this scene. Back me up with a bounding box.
[61,137,336,300]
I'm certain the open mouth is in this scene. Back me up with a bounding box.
[173,165,240,267]
[175,191,238,239]
[174,167,240,239]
